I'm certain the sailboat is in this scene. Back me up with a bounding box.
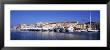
[88,11,99,32]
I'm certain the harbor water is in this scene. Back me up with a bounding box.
[11,31,100,40]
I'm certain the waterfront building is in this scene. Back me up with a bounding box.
[12,21,99,32]
[20,24,30,30]
[20,24,27,29]
[76,24,87,30]
[85,22,100,30]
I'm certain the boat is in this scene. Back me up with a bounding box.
[81,30,87,32]
[67,26,74,32]
[87,11,100,32]
[42,27,49,31]
[88,30,99,32]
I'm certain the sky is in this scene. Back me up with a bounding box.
[11,10,100,26]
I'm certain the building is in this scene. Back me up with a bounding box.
[13,21,100,31]
[20,24,30,30]
[85,22,100,30]
[76,24,87,30]
[40,21,79,28]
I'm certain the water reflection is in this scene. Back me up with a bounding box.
[11,31,100,40]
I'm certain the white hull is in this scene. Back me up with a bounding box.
[88,30,99,32]
[67,27,74,32]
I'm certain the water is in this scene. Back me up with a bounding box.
[11,31,100,40]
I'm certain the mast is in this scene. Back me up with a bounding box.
[90,11,91,30]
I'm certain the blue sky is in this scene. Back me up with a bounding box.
[11,10,100,26]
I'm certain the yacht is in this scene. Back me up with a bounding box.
[81,30,87,32]
[87,11,99,32]
[67,26,74,32]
